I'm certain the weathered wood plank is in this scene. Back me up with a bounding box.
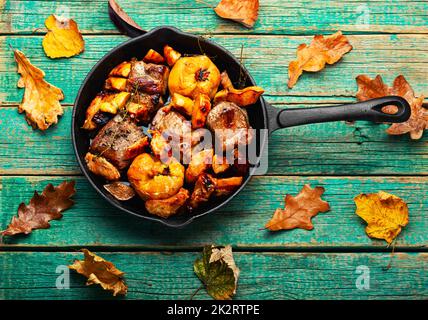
[1,106,426,176]
[1,35,427,105]
[1,0,427,35]
[1,175,426,249]
[0,251,426,299]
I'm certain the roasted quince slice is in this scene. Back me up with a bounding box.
[82,92,131,130]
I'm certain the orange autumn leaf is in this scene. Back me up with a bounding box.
[69,249,128,296]
[288,31,353,88]
[42,15,85,58]
[14,50,65,130]
[214,0,259,28]
[265,184,330,231]
[356,75,427,139]
[1,181,76,237]
[354,191,409,244]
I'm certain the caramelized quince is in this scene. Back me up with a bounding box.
[168,55,221,99]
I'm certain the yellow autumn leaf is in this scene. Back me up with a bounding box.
[354,191,409,244]
[14,50,65,130]
[42,15,85,59]
[69,249,128,296]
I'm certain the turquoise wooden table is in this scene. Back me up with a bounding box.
[0,0,427,300]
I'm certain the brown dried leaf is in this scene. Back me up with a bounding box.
[1,181,76,237]
[265,184,330,231]
[69,249,128,296]
[214,0,259,28]
[356,75,427,139]
[42,15,85,59]
[288,31,353,88]
[14,50,65,130]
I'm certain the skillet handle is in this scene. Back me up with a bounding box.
[108,0,147,37]
[269,96,411,132]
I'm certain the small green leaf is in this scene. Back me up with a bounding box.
[193,245,239,300]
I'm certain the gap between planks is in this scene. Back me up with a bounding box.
[0,245,426,253]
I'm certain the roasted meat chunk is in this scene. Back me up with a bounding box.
[127,92,163,124]
[151,106,191,138]
[90,115,148,170]
[206,101,253,150]
[127,60,169,95]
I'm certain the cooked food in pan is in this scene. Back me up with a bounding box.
[82,45,264,218]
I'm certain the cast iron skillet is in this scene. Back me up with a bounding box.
[72,4,411,227]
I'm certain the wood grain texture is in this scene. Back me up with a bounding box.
[0,251,426,299]
[1,105,426,176]
[1,35,427,105]
[1,175,426,249]
[1,0,427,35]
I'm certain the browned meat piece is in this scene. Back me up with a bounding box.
[151,106,191,138]
[127,93,163,124]
[127,60,169,95]
[206,101,253,151]
[85,152,120,181]
[90,115,148,170]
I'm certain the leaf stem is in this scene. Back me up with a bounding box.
[190,284,204,300]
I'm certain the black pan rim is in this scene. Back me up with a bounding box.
[72,26,270,228]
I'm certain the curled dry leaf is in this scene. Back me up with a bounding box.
[42,15,85,59]
[104,182,135,201]
[214,0,259,28]
[194,245,239,300]
[265,184,330,231]
[356,75,427,139]
[14,50,65,130]
[288,31,353,88]
[1,181,76,237]
[69,249,128,296]
[354,191,409,244]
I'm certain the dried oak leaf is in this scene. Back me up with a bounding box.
[42,15,85,59]
[194,245,239,300]
[265,184,330,231]
[69,249,128,296]
[214,0,259,28]
[356,75,427,139]
[288,31,353,88]
[14,50,65,130]
[354,191,409,244]
[1,181,76,237]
